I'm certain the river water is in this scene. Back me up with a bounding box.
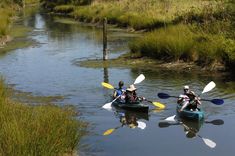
[0,12,235,156]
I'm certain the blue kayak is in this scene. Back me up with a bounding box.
[112,101,149,113]
[177,105,204,121]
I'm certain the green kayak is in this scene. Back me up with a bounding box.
[177,104,204,121]
[112,101,149,113]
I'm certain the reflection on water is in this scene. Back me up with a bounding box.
[103,108,149,136]
[115,108,149,128]
[0,9,235,156]
[158,118,224,148]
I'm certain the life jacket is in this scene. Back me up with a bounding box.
[125,91,138,103]
[116,87,126,96]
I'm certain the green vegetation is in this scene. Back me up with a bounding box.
[43,0,222,30]
[0,3,16,38]
[40,0,235,70]
[129,24,235,69]
[0,0,39,47]
[0,78,86,155]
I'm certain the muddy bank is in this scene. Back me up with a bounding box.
[0,35,12,48]
[0,23,36,54]
[76,53,227,73]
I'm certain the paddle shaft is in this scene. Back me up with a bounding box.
[158,93,223,105]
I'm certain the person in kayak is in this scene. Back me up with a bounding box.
[113,81,126,103]
[177,85,201,112]
[125,84,145,104]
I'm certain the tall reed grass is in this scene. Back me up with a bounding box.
[0,8,13,37]
[0,79,86,155]
[51,0,222,30]
[129,24,235,68]
[129,25,195,61]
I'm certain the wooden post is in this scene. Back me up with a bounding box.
[103,18,108,60]
[103,67,109,83]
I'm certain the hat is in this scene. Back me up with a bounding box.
[127,84,137,91]
[184,85,189,90]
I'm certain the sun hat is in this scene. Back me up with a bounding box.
[127,84,137,91]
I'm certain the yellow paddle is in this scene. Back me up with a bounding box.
[146,100,166,109]
[101,82,115,89]
[102,82,166,109]
[103,121,146,136]
[103,127,121,136]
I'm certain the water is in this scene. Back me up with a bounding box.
[0,11,235,156]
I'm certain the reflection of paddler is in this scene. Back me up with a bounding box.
[181,119,203,138]
[119,112,138,129]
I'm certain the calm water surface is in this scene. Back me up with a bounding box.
[0,12,235,156]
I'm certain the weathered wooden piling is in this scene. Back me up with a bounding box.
[103,18,108,60]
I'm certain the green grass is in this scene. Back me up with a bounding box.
[0,8,14,37]
[0,79,86,155]
[129,25,195,61]
[48,0,223,30]
[129,24,235,68]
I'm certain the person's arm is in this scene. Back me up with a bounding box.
[113,90,117,98]
[180,101,189,112]
[190,91,201,105]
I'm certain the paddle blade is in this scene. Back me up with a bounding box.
[102,82,114,89]
[211,99,224,105]
[164,115,176,122]
[103,129,115,136]
[152,102,166,109]
[133,74,145,84]
[202,81,216,94]
[158,93,170,99]
[202,138,216,148]
[158,122,171,128]
[208,119,224,125]
[137,121,146,129]
[102,102,112,110]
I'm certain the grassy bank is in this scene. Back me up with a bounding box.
[0,0,39,47]
[0,78,86,155]
[129,24,235,70]
[41,0,235,71]
[44,0,222,30]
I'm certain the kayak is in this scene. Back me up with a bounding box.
[112,101,149,113]
[176,104,204,121]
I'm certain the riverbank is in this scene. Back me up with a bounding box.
[41,0,235,71]
[77,53,225,72]
[0,78,87,155]
[0,1,87,155]
[0,0,39,52]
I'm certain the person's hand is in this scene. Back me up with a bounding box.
[142,97,146,100]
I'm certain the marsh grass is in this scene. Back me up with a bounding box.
[129,25,195,61]
[50,0,222,30]
[0,79,86,155]
[0,8,13,37]
[130,24,235,68]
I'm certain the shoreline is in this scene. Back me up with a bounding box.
[76,54,230,73]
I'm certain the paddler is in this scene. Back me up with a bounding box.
[125,84,145,104]
[177,85,201,112]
